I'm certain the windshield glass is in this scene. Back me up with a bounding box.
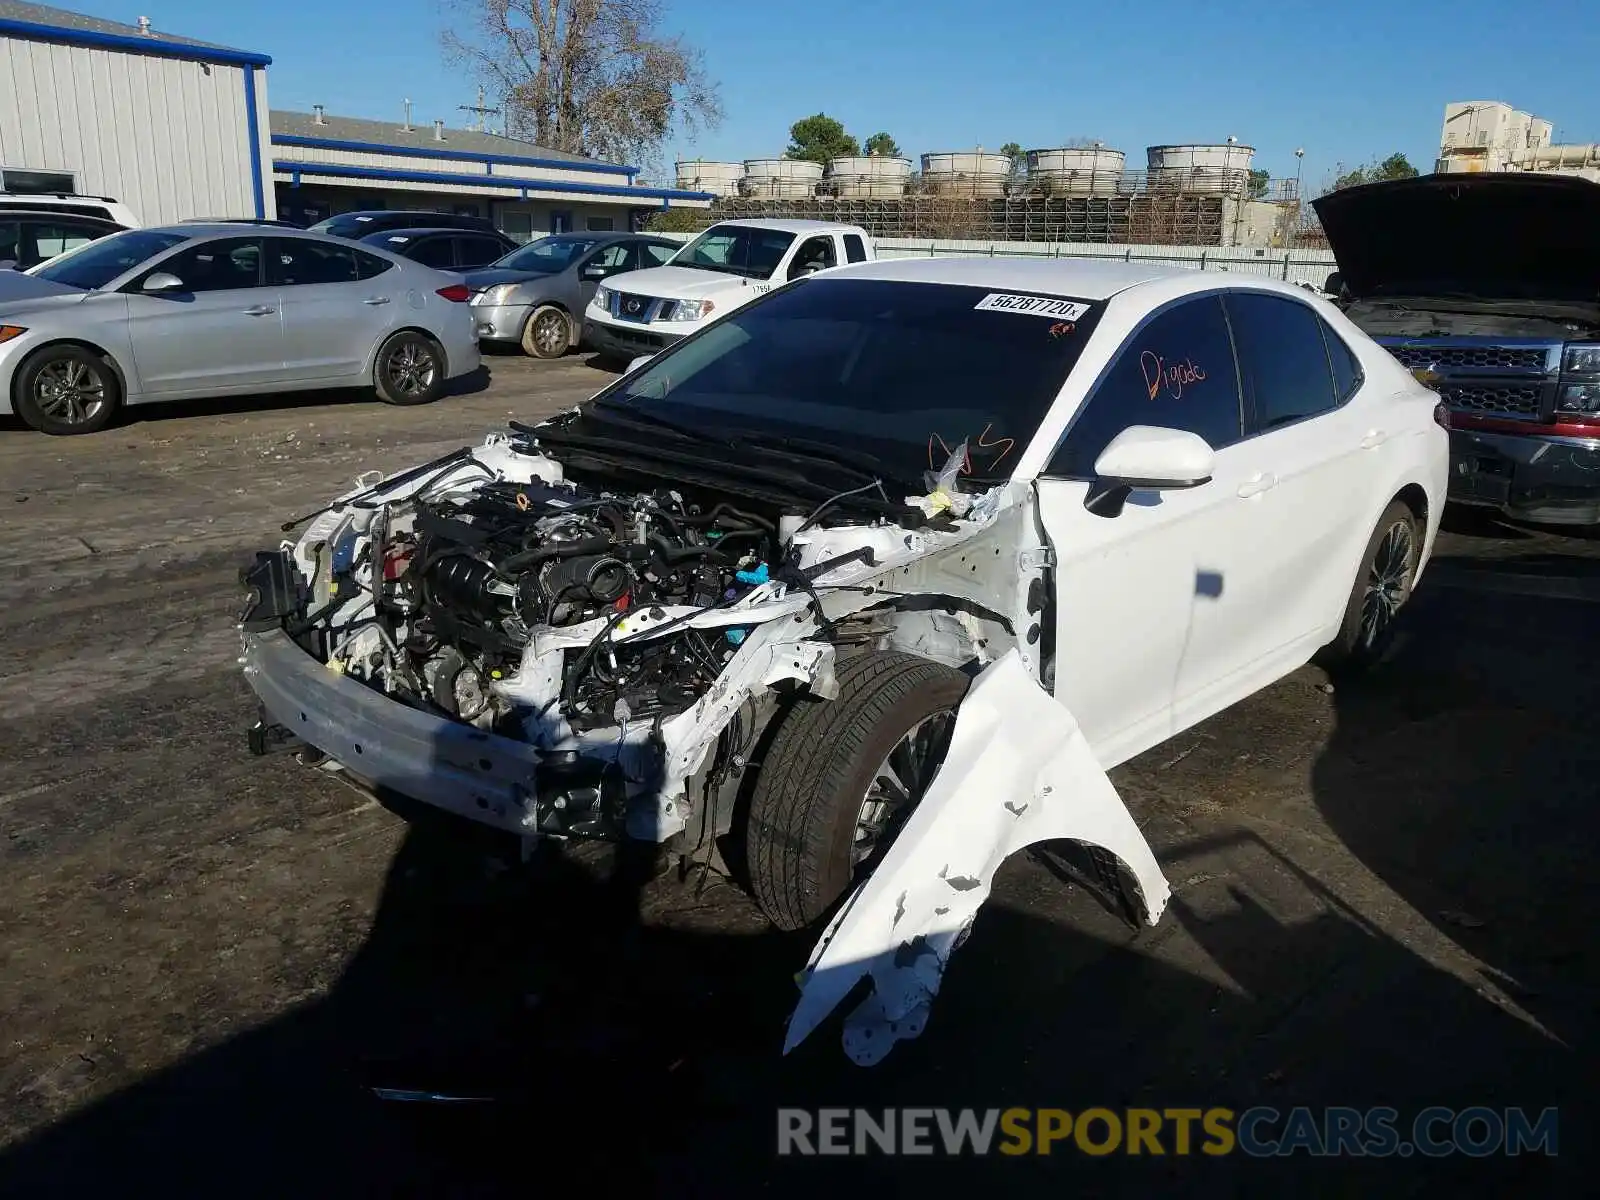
[27,229,190,290]
[670,224,796,280]
[495,236,599,273]
[592,278,1104,486]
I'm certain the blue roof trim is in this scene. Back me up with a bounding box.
[272,133,638,178]
[0,16,272,66]
[271,159,714,203]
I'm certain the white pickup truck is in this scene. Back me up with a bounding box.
[581,218,874,361]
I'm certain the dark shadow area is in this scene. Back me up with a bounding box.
[130,367,495,425]
[0,367,495,438]
[3,709,1588,1196]
[1304,563,1597,1185]
[584,353,628,375]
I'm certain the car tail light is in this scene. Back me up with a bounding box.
[436,284,470,303]
[1432,401,1450,430]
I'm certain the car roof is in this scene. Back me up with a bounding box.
[818,255,1213,300]
[0,209,122,225]
[699,218,866,235]
[329,210,483,221]
[142,223,354,243]
[366,226,505,240]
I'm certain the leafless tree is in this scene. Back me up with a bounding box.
[441,0,722,164]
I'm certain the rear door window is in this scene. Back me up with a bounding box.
[1320,317,1364,403]
[29,220,102,261]
[843,233,867,263]
[456,235,509,268]
[1224,291,1338,434]
[640,241,677,267]
[267,237,360,285]
[406,237,458,270]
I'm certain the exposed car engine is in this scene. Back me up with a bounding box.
[315,472,788,738]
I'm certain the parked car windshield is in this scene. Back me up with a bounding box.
[597,277,1105,486]
[670,224,797,280]
[495,236,600,273]
[27,229,190,290]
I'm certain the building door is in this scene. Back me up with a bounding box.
[551,209,573,234]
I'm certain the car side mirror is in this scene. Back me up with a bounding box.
[581,263,609,280]
[1084,425,1214,518]
[142,271,185,293]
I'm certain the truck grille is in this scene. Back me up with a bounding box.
[1436,383,1543,418]
[1387,345,1551,373]
[614,293,655,322]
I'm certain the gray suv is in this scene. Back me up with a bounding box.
[464,233,680,358]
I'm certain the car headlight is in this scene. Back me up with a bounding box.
[1557,382,1600,414]
[669,298,715,322]
[1563,343,1600,375]
[593,286,613,311]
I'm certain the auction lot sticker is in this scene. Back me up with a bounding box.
[974,293,1091,319]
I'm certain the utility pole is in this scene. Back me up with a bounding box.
[457,85,501,133]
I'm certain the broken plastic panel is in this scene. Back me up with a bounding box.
[784,650,1172,1066]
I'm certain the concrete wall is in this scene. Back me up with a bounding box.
[0,37,273,222]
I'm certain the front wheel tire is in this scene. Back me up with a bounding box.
[14,345,121,435]
[1317,500,1420,674]
[521,306,572,359]
[745,651,970,932]
[373,332,446,406]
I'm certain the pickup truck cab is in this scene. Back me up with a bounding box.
[1316,172,1600,526]
[581,218,873,361]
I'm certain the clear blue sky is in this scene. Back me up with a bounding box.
[63,0,1600,186]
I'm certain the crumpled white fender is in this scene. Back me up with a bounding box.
[783,650,1172,1066]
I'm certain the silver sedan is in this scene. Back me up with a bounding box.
[0,223,481,435]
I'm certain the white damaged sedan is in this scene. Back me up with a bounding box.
[238,257,1448,1064]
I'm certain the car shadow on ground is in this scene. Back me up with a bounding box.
[0,555,1592,1196]
[0,366,495,436]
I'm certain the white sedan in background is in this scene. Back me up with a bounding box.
[237,256,1448,1064]
[0,224,479,435]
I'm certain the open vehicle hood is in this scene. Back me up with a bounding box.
[602,264,766,300]
[1312,173,1600,303]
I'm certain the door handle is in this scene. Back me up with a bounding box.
[1236,471,1279,498]
[362,296,392,306]
[242,305,276,316]
[1361,428,1389,449]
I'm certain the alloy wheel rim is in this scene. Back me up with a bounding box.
[535,312,566,353]
[851,710,957,872]
[1359,521,1414,649]
[388,342,437,395]
[35,358,107,425]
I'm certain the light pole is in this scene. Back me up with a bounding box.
[1294,147,1305,200]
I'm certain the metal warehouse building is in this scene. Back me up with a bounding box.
[0,1,274,223]
[270,108,713,239]
[0,2,712,236]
